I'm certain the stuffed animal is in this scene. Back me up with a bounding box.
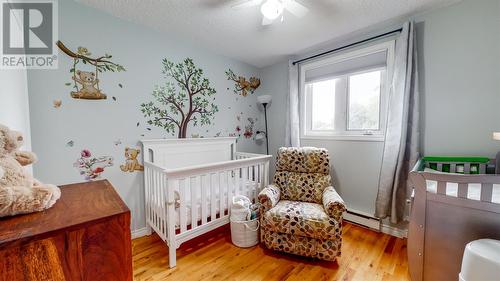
[0,124,61,217]
[120,147,144,172]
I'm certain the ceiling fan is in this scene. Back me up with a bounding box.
[231,0,309,26]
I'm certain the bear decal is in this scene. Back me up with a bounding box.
[71,70,107,100]
[120,147,144,172]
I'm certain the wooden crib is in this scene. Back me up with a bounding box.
[408,157,500,281]
[141,137,271,268]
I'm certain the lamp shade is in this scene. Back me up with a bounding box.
[493,132,500,140]
[257,95,272,104]
[255,132,265,140]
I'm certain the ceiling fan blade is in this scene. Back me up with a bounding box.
[284,0,308,18]
[262,15,274,26]
[231,0,263,9]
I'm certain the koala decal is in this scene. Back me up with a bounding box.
[71,70,107,100]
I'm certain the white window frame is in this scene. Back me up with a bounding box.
[300,40,395,142]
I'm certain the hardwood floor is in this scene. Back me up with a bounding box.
[132,223,410,281]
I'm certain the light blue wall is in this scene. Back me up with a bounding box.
[27,0,265,231]
[415,0,500,156]
[260,0,500,216]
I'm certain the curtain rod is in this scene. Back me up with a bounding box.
[292,27,403,66]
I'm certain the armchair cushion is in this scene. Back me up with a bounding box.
[261,200,342,241]
[274,171,331,203]
[323,186,346,221]
[275,147,330,174]
[258,184,280,212]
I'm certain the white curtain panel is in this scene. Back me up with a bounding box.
[375,21,420,223]
[286,59,301,147]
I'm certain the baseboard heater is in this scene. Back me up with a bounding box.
[343,209,381,231]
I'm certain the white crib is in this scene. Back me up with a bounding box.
[141,137,271,268]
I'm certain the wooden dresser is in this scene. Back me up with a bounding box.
[0,180,132,281]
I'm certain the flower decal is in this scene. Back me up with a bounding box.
[74,149,113,181]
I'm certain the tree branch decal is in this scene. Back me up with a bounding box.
[140,58,219,138]
[225,69,261,97]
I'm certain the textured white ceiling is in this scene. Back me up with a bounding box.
[78,0,460,68]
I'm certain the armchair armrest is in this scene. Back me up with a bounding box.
[258,184,280,212]
[323,186,346,221]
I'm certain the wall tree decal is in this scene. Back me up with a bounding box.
[141,58,218,138]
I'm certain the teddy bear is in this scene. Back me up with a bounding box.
[120,147,144,172]
[0,124,61,217]
[71,70,107,100]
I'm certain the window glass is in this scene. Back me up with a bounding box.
[310,79,337,130]
[347,70,381,131]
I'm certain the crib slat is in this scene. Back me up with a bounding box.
[160,173,166,235]
[145,168,150,224]
[147,168,151,224]
[192,176,199,228]
[243,167,248,198]
[227,170,232,217]
[450,163,457,173]
[479,164,486,174]
[149,169,153,226]
[481,183,493,202]
[464,163,471,174]
[210,173,216,221]
[264,161,270,187]
[236,169,241,196]
[458,183,468,198]
[155,171,161,233]
[437,181,446,195]
[201,175,208,225]
[153,171,158,231]
[219,172,224,219]
[179,179,187,233]
[167,177,177,248]
[259,163,264,196]
[163,172,169,234]
[436,163,443,172]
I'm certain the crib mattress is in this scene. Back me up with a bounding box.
[424,168,500,203]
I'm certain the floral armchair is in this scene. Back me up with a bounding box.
[258,147,346,261]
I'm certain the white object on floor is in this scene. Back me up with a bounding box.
[459,239,500,281]
[230,218,259,248]
[142,137,271,268]
[231,195,251,221]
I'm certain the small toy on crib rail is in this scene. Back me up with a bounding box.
[0,124,61,217]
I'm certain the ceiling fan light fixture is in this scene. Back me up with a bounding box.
[260,0,284,20]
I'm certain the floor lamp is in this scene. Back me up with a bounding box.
[257,95,272,155]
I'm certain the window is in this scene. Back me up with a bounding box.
[301,41,394,141]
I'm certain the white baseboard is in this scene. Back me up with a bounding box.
[380,223,408,238]
[344,209,408,239]
[344,209,381,230]
[131,227,150,239]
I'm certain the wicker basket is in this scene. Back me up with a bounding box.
[230,218,259,248]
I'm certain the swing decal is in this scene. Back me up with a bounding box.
[56,41,126,100]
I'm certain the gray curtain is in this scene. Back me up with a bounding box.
[375,21,420,224]
[285,59,301,147]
